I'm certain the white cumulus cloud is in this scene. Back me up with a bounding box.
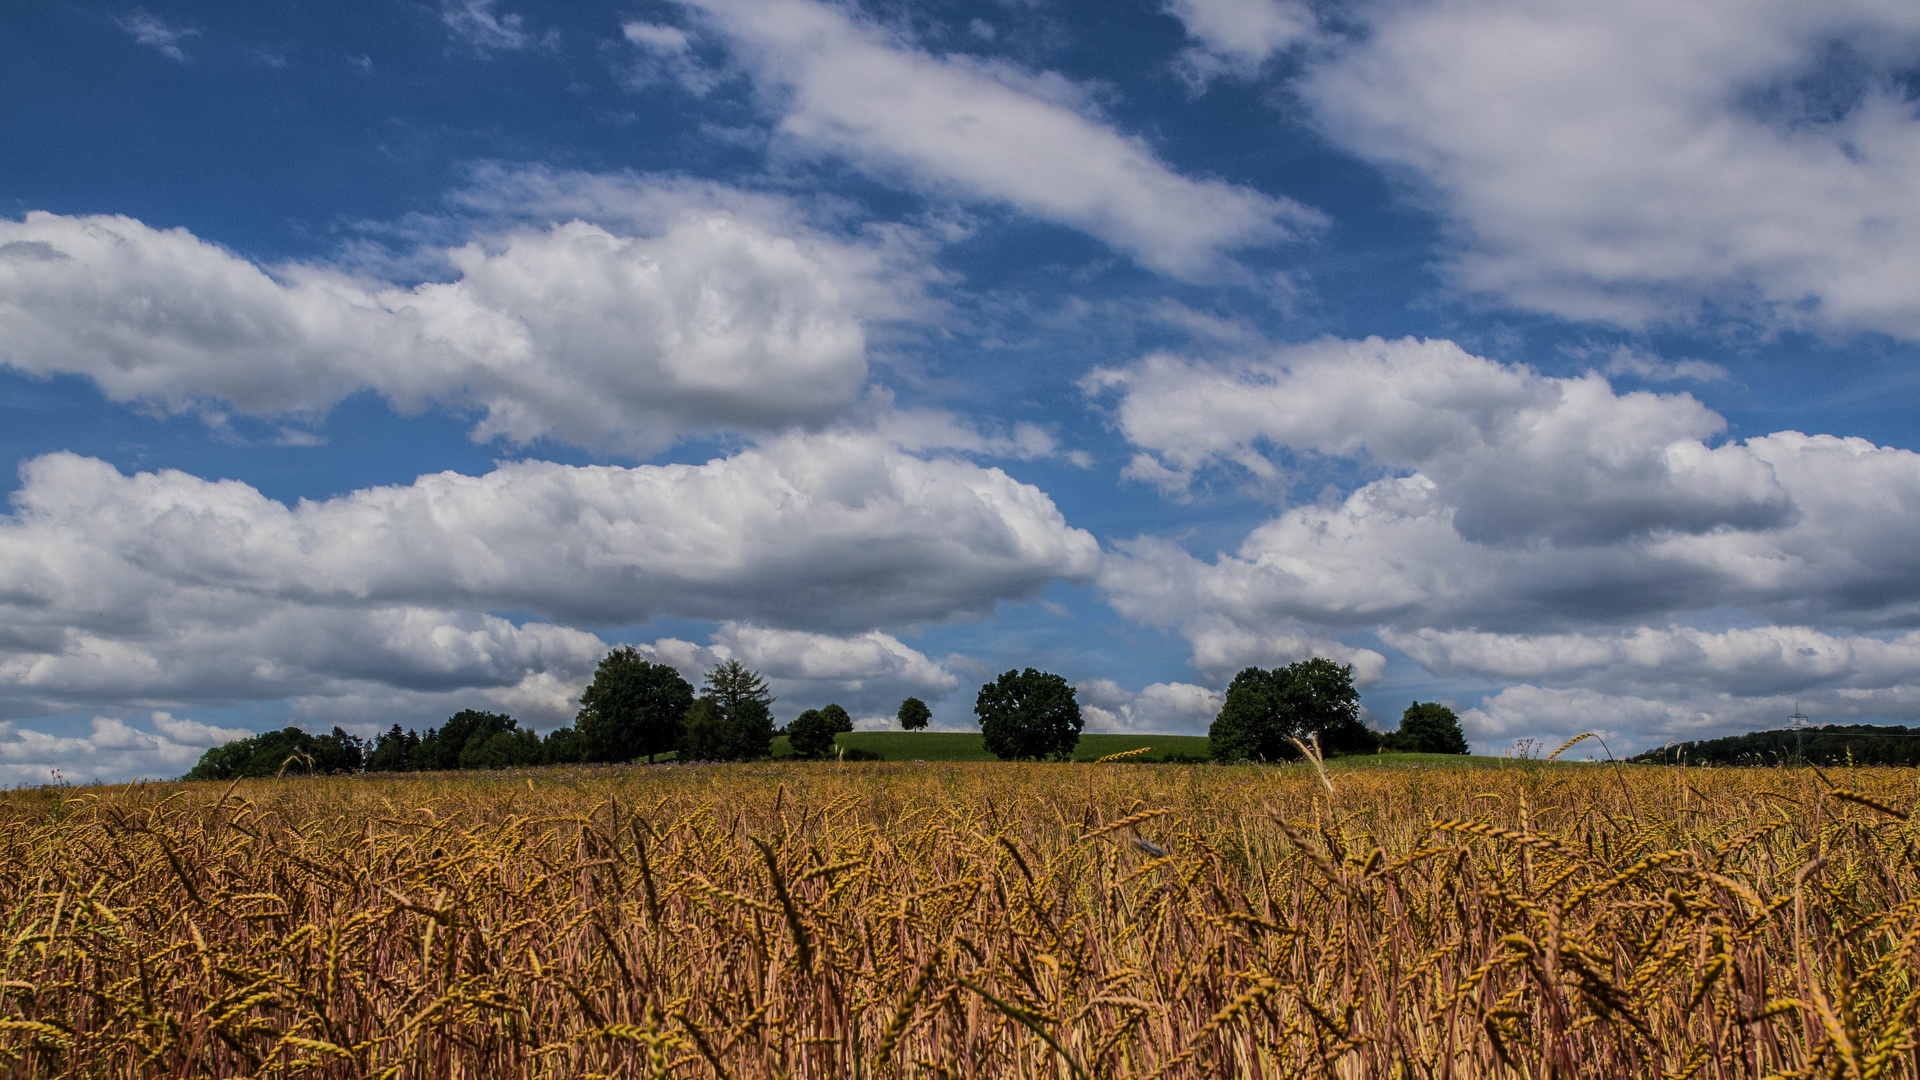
[1094,335,1920,746]
[0,202,879,452]
[1302,0,1920,337]
[1077,679,1223,735]
[0,434,1096,725]
[0,713,250,787]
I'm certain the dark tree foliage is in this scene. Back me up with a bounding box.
[185,726,366,781]
[786,709,836,759]
[411,710,519,772]
[976,669,1082,761]
[187,710,585,781]
[1209,659,1374,763]
[540,726,588,765]
[1382,701,1471,755]
[1627,724,1920,766]
[681,698,728,761]
[821,704,854,735]
[575,648,696,764]
[310,727,368,774]
[897,696,932,731]
[686,660,777,761]
[364,725,418,772]
[459,728,543,770]
[722,699,775,761]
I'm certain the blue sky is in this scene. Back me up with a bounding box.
[7,0,1920,780]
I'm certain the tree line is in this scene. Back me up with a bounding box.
[185,650,1468,780]
[1627,724,1920,767]
[185,650,933,780]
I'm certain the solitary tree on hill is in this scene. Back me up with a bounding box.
[976,669,1082,761]
[897,696,932,731]
[1386,701,1470,754]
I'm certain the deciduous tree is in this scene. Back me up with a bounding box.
[897,696,932,731]
[786,708,835,759]
[1209,659,1373,763]
[576,648,696,763]
[976,669,1082,761]
[1386,701,1470,754]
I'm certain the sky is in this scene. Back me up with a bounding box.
[7,0,1920,781]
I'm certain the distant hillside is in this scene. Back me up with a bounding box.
[1629,724,1920,766]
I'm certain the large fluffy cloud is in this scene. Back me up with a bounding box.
[1301,0,1920,336]
[0,199,878,451]
[675,0,1321,279]
[640,622,961,722]
[0,433,1098,722]
[1088,337,1791,545]
[1093,336,1920,745]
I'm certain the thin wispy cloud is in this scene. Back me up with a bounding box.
[117,9,199,62]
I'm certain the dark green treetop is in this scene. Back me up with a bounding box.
[897,696,932,731]
[363,725,417,772]
[694,659,776,761]
[411,710,517,772]
[786,708,836,759]
[185,726,366,781]
[575,647,696,763]
[1388,701,1470,754]
[1208,659,1373,763]
[976,668,1082,761]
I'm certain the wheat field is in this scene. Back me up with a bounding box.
[0,758,1915,1078]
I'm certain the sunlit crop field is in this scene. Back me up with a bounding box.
[1,759,1916,1077]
